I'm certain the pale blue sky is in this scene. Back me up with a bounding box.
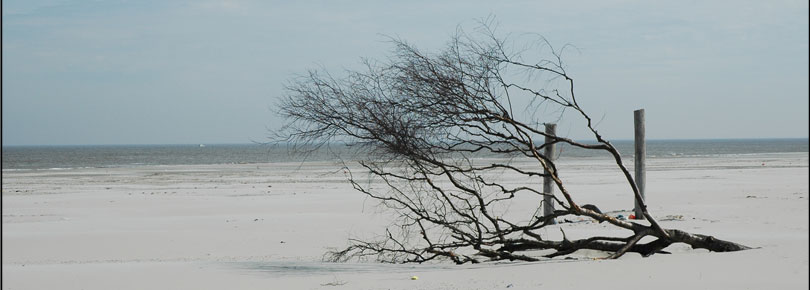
[3,0,808,145]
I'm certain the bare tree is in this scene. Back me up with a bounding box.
[277,23,750,264]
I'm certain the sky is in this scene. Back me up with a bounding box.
[2,0,808,146]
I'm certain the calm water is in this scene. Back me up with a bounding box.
[2,139,807,170]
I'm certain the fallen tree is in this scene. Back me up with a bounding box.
[277,23,751,263]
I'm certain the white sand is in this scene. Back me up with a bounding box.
[3,153,808,289]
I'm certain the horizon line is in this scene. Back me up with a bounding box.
[3,137,809,147]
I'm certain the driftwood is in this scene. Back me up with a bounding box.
[278,22,750,263]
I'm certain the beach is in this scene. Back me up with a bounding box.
[2,153,808,289]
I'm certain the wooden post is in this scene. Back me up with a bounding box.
[543,123,557,224]
[633,109,646,220]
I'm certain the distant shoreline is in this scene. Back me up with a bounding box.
[3,139,808,170]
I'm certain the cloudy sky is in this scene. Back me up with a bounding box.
[3,0,808,145]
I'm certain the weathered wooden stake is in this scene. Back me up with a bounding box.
[543,123,557,224]
[633,109,646,220]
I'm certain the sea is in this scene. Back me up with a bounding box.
[2,139,808,170]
